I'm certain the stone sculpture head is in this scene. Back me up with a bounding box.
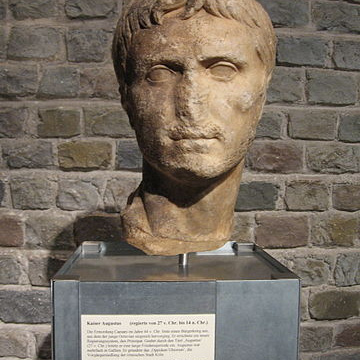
[113,0,276,255]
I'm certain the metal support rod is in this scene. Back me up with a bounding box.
[178,253,188,268]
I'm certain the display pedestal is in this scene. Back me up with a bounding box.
[52,241,300,360]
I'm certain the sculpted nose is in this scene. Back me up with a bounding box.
[174,74,208,123]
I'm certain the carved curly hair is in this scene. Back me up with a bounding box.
[113,0,276,100]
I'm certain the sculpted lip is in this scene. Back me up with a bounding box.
[168,125,224,141]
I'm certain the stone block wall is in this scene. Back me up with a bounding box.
[0,0,359,359]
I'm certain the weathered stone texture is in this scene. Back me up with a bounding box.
[57,179,102,211]
[28,256,65,286]
[84,107,134,137]
[0,214,24,247]
[338,112,360,143]
[309,290,360,320]
[11,177,56,210]
[103,174,141,213]
[256,110,283,139]
[306,144,359,174]
[38,108,81,138]
[312,1,360,33]
[230,213,253,243]
[257,0,309,27]
[9,0,57,20]
[311,213,359,247]
[38,67,79,98]
[0,107,27,138]
[67,29,110,63]
[310,350,360,360]
[268,67,304,103]
[335,322,360,347]
[335,253,360,287]
[301,288,310,321]
[247,142,303,173]
[65,0,116,19]
[288,109,337,140]
[58,141,112,170]
[0,255,22,284]
[0,0,6,19]
[285,181,329,211]
[333,40,360,70]
[8,27,62,60]
[116,139,143,170]
[80,67,119,99]
[277,36,329,67]
[74,214,122,245]
[300,324,333,352]
[25,211,75,250]
[0,65,38,98]
[235,182,279,211]
[0,26,6,59]
[333,184,360,212]
[0,289,51,323]
[0,330,35,358]
[307,69,358,105]
[255,214,309,248]
[0,180,4,206]
[291,256,331,286]
[2,140,53,169]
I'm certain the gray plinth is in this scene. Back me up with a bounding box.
[52,241,300,360]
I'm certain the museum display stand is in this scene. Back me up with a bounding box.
[52,241,300,360]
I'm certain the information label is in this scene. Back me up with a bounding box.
[81,314,215,360]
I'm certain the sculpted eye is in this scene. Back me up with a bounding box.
[146,65,176,83]
[208,61,238,81]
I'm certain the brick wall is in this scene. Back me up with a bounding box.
[0,0,359,359]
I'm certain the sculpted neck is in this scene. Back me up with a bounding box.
[121,160,245,255]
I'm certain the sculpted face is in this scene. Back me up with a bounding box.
[125,10,268,185]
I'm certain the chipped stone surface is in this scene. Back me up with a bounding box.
[236,182,279,211]
[247,142,303,173]
[57,179,102,211]
[2,140,53,169]
[0,107,28,138]
[38,108,81,138]
[0,289,51,323]
[25,211,75,250]
[58,141,112,170]
[255,214,309,248]
[333,184,360,212]
[103,174,141,213]
[65,0,116,19]
[311,213,359,247]
[0,65,38,98]
[0,255,23,284]
[309,290,360,320]
[84,106,134,137]
[9,0,57,19]
[300,324,333,352]
[8,26,62,60]
[0,214,24,247]
[306,144,359,174]
[11,177,56,210]
[285,181,329,211]
[335,253,360,287]
[0,330,35,358]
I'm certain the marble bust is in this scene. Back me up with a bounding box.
[112,0,276,255]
